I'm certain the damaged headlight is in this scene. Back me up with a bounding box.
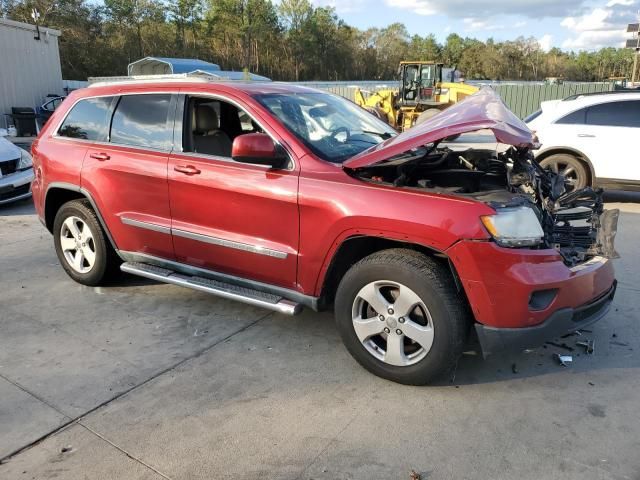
[17,149,33,170]
[481,206,544,247]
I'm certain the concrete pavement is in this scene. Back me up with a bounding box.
[1,196,639,479]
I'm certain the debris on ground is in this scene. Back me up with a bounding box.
[610,340,629,347]
[555,354,573,366]
[561,330,584,338]
[576,340,595,355]
[588,382,595,386]
[61,445,73,453]
[410,470,422,480]
[512,363,519,374]
[546,341,574,352]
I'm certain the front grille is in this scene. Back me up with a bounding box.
[0,159,19,176]
[0,183,30,201]
[543,188,604,266]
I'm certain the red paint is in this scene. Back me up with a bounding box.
[232,132,277,160]
[343,88,535,169]
[32,82,615,331]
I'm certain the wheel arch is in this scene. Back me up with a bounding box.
[45,182,118,251]
[535,147,597,187]
[316,235,464,308]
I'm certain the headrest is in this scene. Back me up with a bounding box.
[195,105,218,133]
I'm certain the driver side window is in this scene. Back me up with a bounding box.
[183,96,263,158]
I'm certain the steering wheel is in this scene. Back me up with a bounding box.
[330,126,350,140]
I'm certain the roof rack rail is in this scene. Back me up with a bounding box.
[563,89,639,101]
[87,71,270,88]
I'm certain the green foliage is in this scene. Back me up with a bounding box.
[2,0,636,81]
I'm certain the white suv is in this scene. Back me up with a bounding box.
[526,91,640,191]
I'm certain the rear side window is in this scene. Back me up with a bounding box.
[586,100,640,127]
[58,97,113,140]
[556,108,586,125]
[110,94,172,150]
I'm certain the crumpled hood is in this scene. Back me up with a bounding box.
[343,87,535,169]
[0,137,21,162]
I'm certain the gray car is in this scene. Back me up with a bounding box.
[0,135,34,205]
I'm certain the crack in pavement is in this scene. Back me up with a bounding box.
[0,311,273,467]
[78,423,173,479]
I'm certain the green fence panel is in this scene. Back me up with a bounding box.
[300,81,614,119]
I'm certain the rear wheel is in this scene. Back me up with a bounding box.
[364,106,388,124]
[53,199,119,286]
[334,249,469,385]
[539,153,589,191]
[415,108,460,141]
[414,108,441,126]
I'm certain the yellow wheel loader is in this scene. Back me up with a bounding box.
[354,62,479,132]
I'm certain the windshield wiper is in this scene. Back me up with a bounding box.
[360,130,393,140]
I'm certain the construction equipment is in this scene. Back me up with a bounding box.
[354,62,478,131]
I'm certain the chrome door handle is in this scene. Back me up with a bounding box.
[577,134,595,138]
[174,165,201,175]
[89,152,110,161]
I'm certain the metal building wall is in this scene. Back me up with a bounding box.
[0,18,63,121]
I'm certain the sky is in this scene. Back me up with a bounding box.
[310,0,640,51]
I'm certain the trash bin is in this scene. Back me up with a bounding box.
[11,107,38,136]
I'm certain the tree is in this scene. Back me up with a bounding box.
[3,0,636,82]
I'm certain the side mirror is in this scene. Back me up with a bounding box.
[231,133,288,169]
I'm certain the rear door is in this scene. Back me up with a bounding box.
[548,100,640,182]
[81,92,176,259]
[580,100,640,182]
[167,92,300,289]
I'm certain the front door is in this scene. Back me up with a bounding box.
[168,94,299,289]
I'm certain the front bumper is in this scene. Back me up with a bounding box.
[446,240,617,355]
[0,168,34,205]
[475,281,616,356]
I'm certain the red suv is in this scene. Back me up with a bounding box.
[31,82,618,384]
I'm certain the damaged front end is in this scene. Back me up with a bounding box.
[507,147,619,266]
[351,144,619,267]
[343,89,619,267]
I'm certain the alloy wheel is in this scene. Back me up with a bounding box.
[546,160,581,190]
[351,280,435,367]
[59,216,97,274]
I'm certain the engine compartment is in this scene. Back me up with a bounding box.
[353,144,619,266]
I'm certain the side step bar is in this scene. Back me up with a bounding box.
[120,262,302,315]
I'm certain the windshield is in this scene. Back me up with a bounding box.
[254,92,397,163]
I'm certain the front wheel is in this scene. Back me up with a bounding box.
[334,249,469,385]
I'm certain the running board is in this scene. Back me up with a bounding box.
[120,262,302,315]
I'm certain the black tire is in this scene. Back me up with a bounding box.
[539,153,589,191]
[334,249,469,385]
[415,108,459,141]
[414,108,441,126]
[364,106,388,124]
[53,199,119,286]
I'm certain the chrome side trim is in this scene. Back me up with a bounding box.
[118,251,320,311]
[121,216,171,234]
[119,216,287,259]
[172,228,288,259]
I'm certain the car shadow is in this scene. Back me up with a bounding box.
[0,197,35,216]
